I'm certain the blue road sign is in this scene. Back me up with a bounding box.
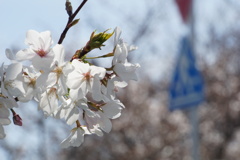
[169,36,204,111]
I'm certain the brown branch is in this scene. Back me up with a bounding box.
[58,0,88,44]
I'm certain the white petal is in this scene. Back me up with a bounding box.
[46,72,57,87]
[66,72,83,89]
[53,44,65,66]
[102,100,123,119]
[57,76,68,95]
[113,63,139,81]
[128,44,138,52]
[32,55,54,71]
[0,125,6,139]
[112,44,128,65]
[88,125,103,137]
[62,62,74,75]
[114,27,122,46]
[61,128,85,148]
[98,112,112,133]
[15,49,35,61]
[65,107,80,125]
[92,77,103,101]
[5,49,15,61]
[0,118,11,125]
[90,66,106,79]
[41,31,53,51]
[5,63,22,80]
[0,106,10,120]
[80,81,88,97]
[25,30,41,47]
[1,97,18,108]
[71,60,89,74]
[36,72,50,89]
[5,80,25,97]
[115,81,128,88]
[69,88,84,101]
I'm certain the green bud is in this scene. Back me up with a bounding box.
[71,29,114,60]
[88,29,114,50]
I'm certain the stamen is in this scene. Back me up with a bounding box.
[36,49,47,57]
[83,71,92,81]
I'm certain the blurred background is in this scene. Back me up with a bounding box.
[1,0,240,159]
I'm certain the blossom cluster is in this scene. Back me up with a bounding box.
[0,27,140,147]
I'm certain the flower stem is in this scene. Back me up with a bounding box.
[58,0,88,44]
[76,120,81,128]
[10,108,16,115]
[84,53,114,60]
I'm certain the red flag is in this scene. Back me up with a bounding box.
[175,0,192,23]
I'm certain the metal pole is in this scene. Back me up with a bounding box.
[190,0,195,44]
[189,0,201,160]
[189,107,200,160]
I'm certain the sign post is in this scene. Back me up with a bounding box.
[169,37,203,160]
[189,106,200,160]
[169,37,204,160]
[170,1,204,160]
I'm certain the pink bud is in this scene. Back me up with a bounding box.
[13,114,22,126]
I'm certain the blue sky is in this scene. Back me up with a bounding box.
[0,0,184,82]
[0,0,149,53]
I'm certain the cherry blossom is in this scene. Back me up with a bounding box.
[38,86,59,117]
[66,59,106,101]
[45,44,74,95]
[15,30,54,71]
[112,28,140,83]
[0,27,140,148]
[1,63,25,98]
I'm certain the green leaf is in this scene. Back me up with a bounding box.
[68,19,80,28]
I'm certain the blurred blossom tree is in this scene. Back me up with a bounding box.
[57,29,240,160]
[58,1,240,160]
[199,29,240,160]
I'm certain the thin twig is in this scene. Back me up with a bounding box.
[58,0,88,44]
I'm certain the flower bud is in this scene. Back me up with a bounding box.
[71,30,114,60]
[13,113,22,126]
[65,0,73,16]
[11,109,22,126]
[87,29,114,51]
